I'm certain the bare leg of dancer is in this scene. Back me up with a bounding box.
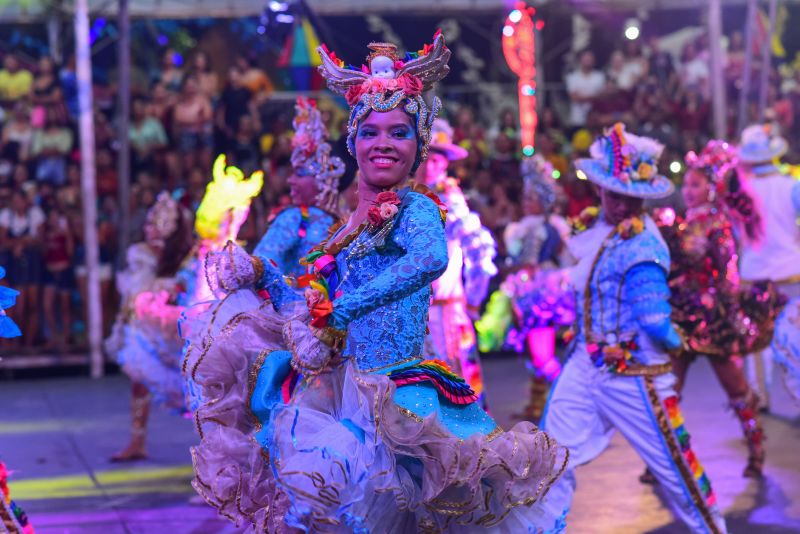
[111,382,151,462]
[710,357,765,478]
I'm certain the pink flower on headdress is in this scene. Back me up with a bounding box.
[344,73,423,105]
[345,85,366,105]
[397,74,423,96]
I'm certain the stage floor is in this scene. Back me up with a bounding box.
[1,356,798,533]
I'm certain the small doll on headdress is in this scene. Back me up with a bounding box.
[186,31,569,533]
[477,155,575,421]
[419,118,497,403]
[655,139,784,478]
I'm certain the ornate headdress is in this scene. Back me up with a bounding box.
[687,139,763,240]
[291,97,345,213]
[195,154,264,242]
[145,192,180,246]
[317,30,451,172]
[521,155,557,211]
[685,140,738,184]
[575,123,674,199]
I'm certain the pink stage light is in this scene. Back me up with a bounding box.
[503,2,540,156]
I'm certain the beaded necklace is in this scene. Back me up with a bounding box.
[302,183,444,302]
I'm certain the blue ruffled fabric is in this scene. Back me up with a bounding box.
[0,265,21,338]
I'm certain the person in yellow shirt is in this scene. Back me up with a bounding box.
[0,54,33,103]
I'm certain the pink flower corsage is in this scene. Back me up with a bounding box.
[368,191,401,227]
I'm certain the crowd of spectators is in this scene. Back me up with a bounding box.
[0,29,794,354]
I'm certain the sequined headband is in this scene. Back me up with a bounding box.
[317,30,451,170]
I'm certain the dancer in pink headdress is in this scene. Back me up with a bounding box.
[655,139,783,478]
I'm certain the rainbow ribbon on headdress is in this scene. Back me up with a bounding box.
[389,359,479,405]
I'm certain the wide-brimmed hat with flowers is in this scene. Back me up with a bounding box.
[429,118,467,161]
[575,123,674,199]
[737,123,788,164]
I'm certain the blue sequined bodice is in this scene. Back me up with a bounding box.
[254,206,335,279]
[590,229,669,340]
[331,191,448,372]
[575,220,674,349]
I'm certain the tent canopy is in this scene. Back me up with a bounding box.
[0,0,509,21]
[4,0,775,22]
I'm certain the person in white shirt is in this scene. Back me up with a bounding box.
[679,42,710,98]
[737,123,800,410]
[565,50,606,127]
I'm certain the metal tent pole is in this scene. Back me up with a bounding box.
[757,0,779,121]
[737,0,758,134]
[117,0,131,269]
[708,0,727,138]
[75,0,104,378]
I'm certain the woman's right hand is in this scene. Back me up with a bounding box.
[205,241,262,293]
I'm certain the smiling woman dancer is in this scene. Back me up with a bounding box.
[185,32,568,533]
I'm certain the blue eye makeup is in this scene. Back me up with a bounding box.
[391,126,414,139]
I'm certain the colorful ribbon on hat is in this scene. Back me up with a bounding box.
[663,396,717,506]
[389,359,479,405]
